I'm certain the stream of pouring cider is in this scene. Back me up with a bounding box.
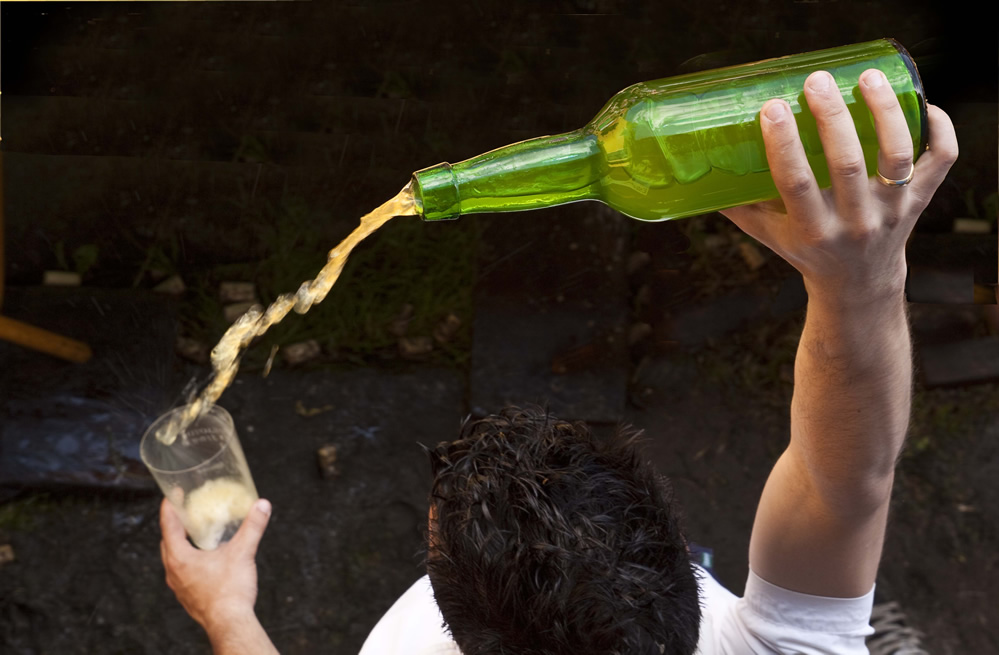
[155,183,418,446]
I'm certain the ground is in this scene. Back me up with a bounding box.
[1,2,997,654]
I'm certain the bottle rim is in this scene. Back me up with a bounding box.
[886,38,929,157]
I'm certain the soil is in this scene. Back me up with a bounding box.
[1,2,997,654]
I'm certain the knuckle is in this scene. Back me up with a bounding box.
[847,224,878,243]
[884,150,913,171]
[829,155,866,179]
[906,189,933,215]
[814,95,849,122]
[938,143,959,168]
[779,172,814,199]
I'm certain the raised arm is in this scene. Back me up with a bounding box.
[721,69,958,597]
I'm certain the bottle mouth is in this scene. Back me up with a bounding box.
[412,162,461,221]
[886,38,929,157]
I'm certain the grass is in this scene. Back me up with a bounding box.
[693,310,803,409]
[0,494,56,532]
[178,195,480,369]
[907,384,999,457]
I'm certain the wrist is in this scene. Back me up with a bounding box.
[203,602,259,638]
[203,604,280,655]
[799,248,909,309]
[802,272,907,314]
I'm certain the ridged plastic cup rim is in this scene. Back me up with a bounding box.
[140,404,234,475]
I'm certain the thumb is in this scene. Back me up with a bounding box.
[231,498,272,558]
[720,203,775,244]
[160,498,194,554]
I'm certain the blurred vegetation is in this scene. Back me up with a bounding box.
[908,384,999,457]
[177,196,480,369]
[0,494,53,532]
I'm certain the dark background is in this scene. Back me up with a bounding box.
[1,0,996,282]
[1,1,997,654]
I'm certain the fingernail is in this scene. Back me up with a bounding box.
[863,70,885,89]
[808,72,831,91]
[256,499,272,517]
[764,101,786,123]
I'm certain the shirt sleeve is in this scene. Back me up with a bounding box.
[694,565,875,655]
[358,575,462,655]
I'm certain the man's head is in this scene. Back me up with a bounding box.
[425,406,700,655]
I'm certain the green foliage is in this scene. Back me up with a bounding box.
[181,196,479,369]
[52,241,100,275]
[0,494,52,532]
[132,243,179,288]
[234,135,271,163]
[259,210,479,367]
[72,244,100,275]
[696,312,803,408]
[962,188,999,225]
[907,385,999,457]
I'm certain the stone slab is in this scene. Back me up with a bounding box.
[907,266,975,304]
[470,303,629,423]
[0,288,178,491]
[906,234,997,290]
[918,337,999,388]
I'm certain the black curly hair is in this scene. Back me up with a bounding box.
[425,406,700,655]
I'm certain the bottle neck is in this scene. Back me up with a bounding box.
[412,129,601,221]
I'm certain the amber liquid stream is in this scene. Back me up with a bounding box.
[156,183,418,445]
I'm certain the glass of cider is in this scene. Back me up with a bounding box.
[141,405,259,550]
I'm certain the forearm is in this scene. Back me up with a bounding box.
[205,608,281,655]
[790,289,912,511]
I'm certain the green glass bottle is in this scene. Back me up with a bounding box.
[412,39,927,222]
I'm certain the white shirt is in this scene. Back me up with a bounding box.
[359,566,875,655]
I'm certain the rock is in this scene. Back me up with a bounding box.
[148,268,171,282]
[907,267,974,304]
[919,337,999,387]
[985,304,999,336]
[432,313,462,344]
[952,218,991,234]
[282,339,321,365]
[627,251,651,275]
[223,301,257,323]
[628,322,653,345]
[219,281,257,304]
[0,544,14,567]
[176,336,210,364]
[42,271,82,286]
[153,274,186,295]
[398,336,433,359]
[295,400,333,417]
[703,234,727,252]
[388,303,414,337]
[738,241,766,271]
[316,444,338,479]
[974,283,998,306]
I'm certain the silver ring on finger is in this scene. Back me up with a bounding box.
[876,162,914,188]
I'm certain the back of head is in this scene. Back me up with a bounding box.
[426,406,700,655]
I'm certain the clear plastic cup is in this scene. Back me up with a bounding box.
[141,405,258,550]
